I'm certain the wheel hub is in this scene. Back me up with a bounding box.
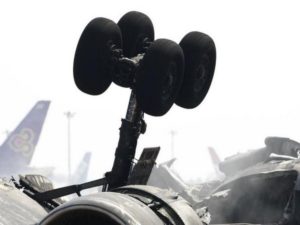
[162,63,177,102]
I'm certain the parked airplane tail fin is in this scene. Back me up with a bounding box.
[208,146,221,166]
[0,101,50,172]
[208,146,226,180]
[71,152,92,184]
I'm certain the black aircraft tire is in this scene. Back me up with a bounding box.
[136,39,184,116]
[73,18,122,95]
[175,32,216,108]
[118,11,154,57]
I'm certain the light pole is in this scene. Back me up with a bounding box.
[64,111,75,182]
[170,130,177,158]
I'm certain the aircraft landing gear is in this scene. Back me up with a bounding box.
[73,11,217,189]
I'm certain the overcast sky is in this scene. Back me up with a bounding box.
[0,0,300,183]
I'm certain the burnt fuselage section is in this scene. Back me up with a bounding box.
[195,158,300,225]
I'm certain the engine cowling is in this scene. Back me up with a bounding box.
[39,185,203,225]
